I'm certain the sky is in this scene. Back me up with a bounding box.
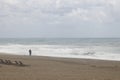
[0,0,120,38]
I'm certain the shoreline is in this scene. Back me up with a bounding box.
[0,53,120,80]
[1,52,120,62]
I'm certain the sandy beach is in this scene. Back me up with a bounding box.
[0,54,120,80]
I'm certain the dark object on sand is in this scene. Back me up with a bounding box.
[0,59,4,64]
[7,60,13,65]
[0,59,28,67]
[19,61,24,65]
[5,60,9,64]
[14,61,19,65]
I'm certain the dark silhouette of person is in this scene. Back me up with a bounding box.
[29,49,32,56]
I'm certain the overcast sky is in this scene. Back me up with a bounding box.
[0,0,120,38]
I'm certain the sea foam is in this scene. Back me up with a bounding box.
[0,43,120,61]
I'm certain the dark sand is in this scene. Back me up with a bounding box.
[0,53,120,80]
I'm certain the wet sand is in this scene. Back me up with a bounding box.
[0,53,120,80]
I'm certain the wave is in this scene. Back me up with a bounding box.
[0,44,120,61]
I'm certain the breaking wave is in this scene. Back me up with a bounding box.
[0,44,120,61]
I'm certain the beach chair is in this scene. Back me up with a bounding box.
[14,61,19,65]
[0,59,5,64]
[19,61,24,66]
[7,60,13,65]
[5,60,9,64]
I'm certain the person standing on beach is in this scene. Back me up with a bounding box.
[29,49,32,56]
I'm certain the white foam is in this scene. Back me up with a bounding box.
[0,44,120,61]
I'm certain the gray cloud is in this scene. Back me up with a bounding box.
[0,0,120,38]
[0,0,119,22]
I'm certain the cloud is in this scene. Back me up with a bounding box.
[0,0,120,38]
[0,0,120,24]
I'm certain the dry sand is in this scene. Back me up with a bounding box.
[0,53,120,80]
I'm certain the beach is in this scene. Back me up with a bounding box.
[0,54,120,80]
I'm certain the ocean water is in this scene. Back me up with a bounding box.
[0,38,120,61]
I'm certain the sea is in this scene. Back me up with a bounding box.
[0,38,120,61]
